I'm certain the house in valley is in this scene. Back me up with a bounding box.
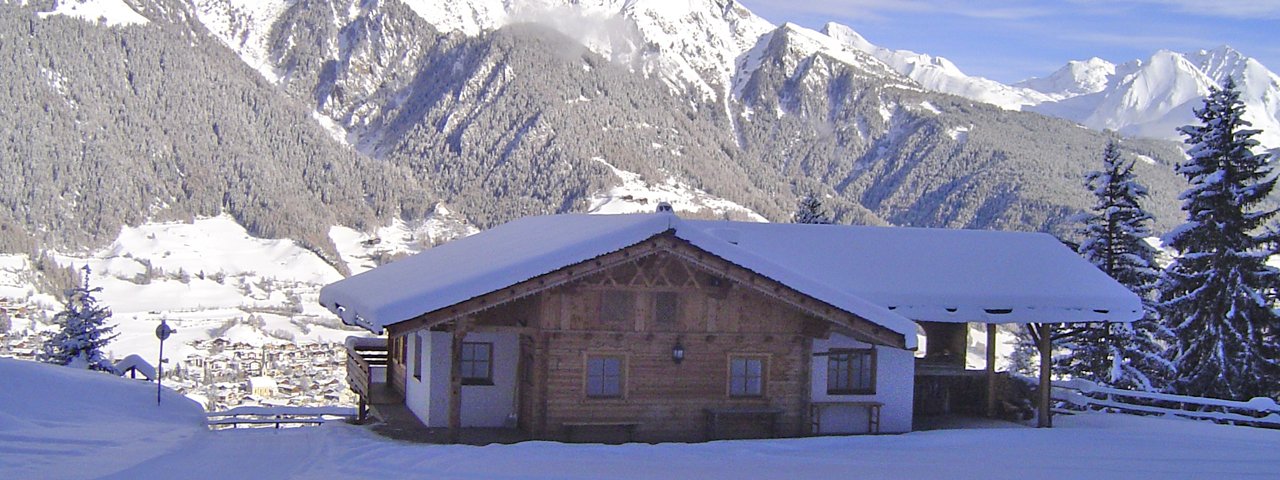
[320,208,1140,442]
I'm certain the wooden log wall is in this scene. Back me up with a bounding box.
[521,251,822,441]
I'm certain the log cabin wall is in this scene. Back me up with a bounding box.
[524,251,823,442]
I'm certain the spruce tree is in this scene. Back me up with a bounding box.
[39,266,118,372]
[1061,140,1172,391]
[793,194,832,224]
[1158,78,1280,400]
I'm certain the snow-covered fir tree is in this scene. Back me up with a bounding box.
[793,194,832,224]
[1059,140,1173,391]
[39,266,118,372]
[1158,78,1280,400]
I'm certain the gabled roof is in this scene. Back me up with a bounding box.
[320,212,1142,345]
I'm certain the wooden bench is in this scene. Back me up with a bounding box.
[808,401,883,434]
[562,421,641,443]
[704,407,785,439]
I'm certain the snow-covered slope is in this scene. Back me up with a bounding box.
[822,22,1048,110]
[586,158,766,221]
[41,215,350,363]
[1021,46,1280,151]
[0,212,480,364]
[330,204,478,276]
[0,358,204,479]
[190,0,289,82]
[37,0,150,27]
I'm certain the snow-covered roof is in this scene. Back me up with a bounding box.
[321,214,679,334]
[320,212,1141,345]
[113,354,156,380]
[680,220,1142,325]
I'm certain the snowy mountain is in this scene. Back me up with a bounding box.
[1020,46,1280,151]
[818,22,1279,152]
[1015,58,1116,101]
[821,22,1049,110]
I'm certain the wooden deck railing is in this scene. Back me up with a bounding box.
[346,337,388,423]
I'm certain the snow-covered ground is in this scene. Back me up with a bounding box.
[2,357,1277,479]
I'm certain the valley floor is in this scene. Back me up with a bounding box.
[2,359,1278,480]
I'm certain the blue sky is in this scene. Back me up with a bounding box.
[738,0,1280,83]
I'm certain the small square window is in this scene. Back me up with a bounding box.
[586,355,624,398]
[460,342,493,386]
[729,356,765,397]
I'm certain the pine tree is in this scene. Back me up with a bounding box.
[793,194,832,224]
[1158,78,1280,400]
[39,265,118,372]
[1060,140,1173,391]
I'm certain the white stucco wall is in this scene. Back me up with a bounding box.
[810,333,915,434]
[404,331,520,428]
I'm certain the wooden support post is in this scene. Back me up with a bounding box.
[986,323,998,418]
[358,396,368,424]
[448,318,471,444]
[1037,323,1053,428]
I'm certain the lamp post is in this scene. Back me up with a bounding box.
[155,319,176,405]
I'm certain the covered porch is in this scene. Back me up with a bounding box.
[912,320,1060,427]
[346,337,531,444]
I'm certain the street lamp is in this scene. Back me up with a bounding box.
[155,319,176,405]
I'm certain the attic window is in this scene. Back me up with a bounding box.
[983,308,1013,315]
[653,292,679,327]
[600,291,635,326]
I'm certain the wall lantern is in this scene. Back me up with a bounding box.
[672,340,685,364]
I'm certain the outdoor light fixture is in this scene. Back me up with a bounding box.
[672,340,685,364]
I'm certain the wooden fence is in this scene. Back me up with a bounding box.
[207,405,357,430]
[1053,378,1280,428]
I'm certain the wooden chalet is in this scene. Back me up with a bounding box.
[321,207,1141,443]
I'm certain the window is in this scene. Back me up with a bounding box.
[600,290,635,326]
[729,356,765,397]
[586,355,624,398]
[827,349,876,395]
[460,342,493,385]
[653,291,678,327]
[412,334,423,380]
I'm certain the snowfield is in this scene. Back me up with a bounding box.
[2,359,1278,479]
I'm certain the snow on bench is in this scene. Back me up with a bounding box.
[1053,379,1280,428]
[207,406,357,430]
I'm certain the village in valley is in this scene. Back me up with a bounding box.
[0,298,357,412]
